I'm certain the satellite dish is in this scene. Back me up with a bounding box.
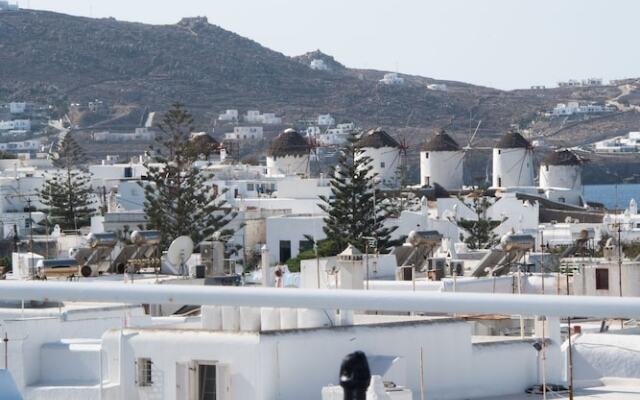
[167,236,194,266]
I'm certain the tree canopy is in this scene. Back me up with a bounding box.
[143,103,235,249]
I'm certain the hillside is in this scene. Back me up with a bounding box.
[2,10,638,139]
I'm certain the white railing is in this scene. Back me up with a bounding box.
[0,281,639,318]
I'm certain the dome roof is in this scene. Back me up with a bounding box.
[355,127,400,149]
[267,128,309,157]
[422,129,461,151]
[495,130,532,149]
[542,149,584,166]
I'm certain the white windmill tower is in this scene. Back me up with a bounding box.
[266,128,310,177]
[539,149,586,206]
[420,129,465,191]
[492,130,535,189]
[354,127,402,187]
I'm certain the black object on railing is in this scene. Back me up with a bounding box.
[339,351,371,400]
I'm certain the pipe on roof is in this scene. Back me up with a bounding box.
[0,281,639,319]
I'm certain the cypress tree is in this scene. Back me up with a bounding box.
[319,133,397,253]
[143,103,235,248]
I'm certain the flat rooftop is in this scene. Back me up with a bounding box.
[480,385,640,400]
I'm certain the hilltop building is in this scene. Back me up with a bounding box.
[0,1,18,11]
[593,131,640,153]
[379,73,404,85]
[218,109,239,122]
[225,126,263,141]
[310,59,330,71]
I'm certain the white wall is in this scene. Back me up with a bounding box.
[570,332,640,386]
[356,146,401,188]
[266,214,325,264]
[487,194,539,237]
[573,262,640,297]
[420,150,464,190]
[540,164,583,205]
[492,148,534,188]
[266,154,309,177]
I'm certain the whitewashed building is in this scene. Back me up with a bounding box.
[225,126,263,141]
[420,129,464,191]
[9,102,27,114]
[317,114,335,126]
[310,59,329,71]
[379,73,404,85]
[218,109,239,122]
[492,130,535,189]
[0,119,31,132]
[266,129,310,177]
[355,128,402,187]
[594,131,640,153]
[539,149,585,206]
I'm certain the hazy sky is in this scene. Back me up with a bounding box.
[26,0,639,90]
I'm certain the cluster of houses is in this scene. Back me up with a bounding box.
[218,109,282,125]
[549,101,615,117]
[592,131,640,153]
[557,78,603,87]
[0,102,34,137]
[1,120,640,399]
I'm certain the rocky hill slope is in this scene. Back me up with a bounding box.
[3,9,638,144]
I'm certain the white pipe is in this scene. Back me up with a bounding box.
[1,281,640,318]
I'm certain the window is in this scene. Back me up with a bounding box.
[299,239,314,253]
[380,162,386,168]
[498,177,502,187]
[425,152,429,159]
[136,358,153,387]
[497,149,501,155]
[279,240,291,263]
[558,197,566,203]
[124,166,133,178]
[246,183,254,191]
[198,364,216,400]
[595,268,609,290]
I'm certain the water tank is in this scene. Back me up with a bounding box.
[500,233,535,252]
[80,264,96,278]
[260,307,281,331]
[130,230,161,246]
[86,232,118,248]
[408,230,443,247]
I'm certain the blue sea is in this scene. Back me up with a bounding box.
[584,184,640,209]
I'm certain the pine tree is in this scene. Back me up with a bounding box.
[319,133,397,253]
[143,103,235,249]
[455,189,503,249]
[39,134,95,231]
